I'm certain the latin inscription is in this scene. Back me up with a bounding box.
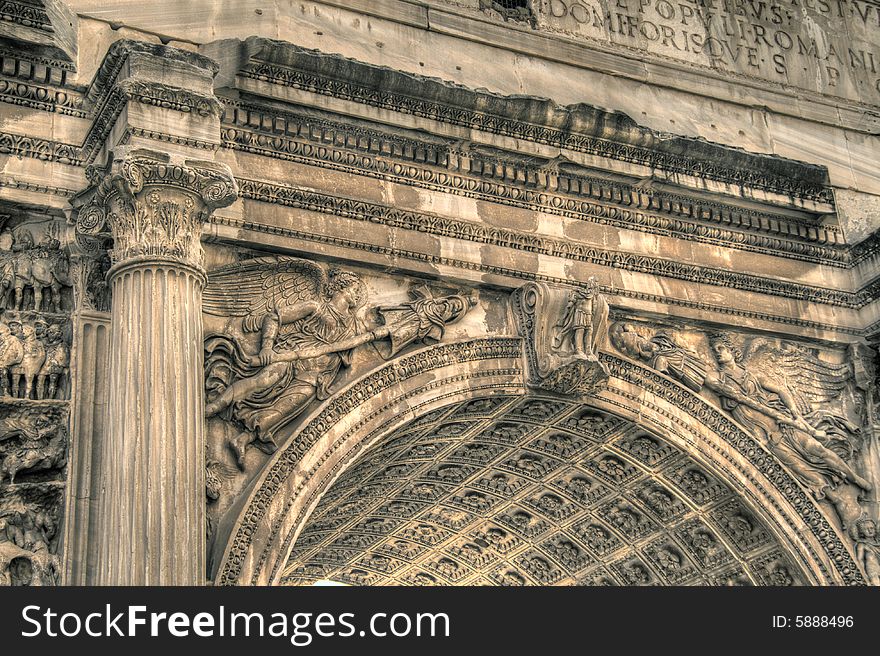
[536,0,880,105]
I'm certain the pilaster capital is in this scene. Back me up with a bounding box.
[72,149,238,274]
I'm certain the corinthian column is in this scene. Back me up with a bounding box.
[76,149,237,585]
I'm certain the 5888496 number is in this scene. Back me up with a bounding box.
[794,616,853,628]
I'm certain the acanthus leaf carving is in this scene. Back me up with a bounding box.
[72,149,238,272]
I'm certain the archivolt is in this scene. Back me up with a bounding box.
[212,340,864,585]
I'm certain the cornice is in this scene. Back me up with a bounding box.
[221,100,847,266]
[78,39,221,162]
[238,37,833,205]
[0,0,76,64]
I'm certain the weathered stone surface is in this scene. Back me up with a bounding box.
[0,0,877,587]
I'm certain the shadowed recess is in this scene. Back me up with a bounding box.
[283,396,806,586]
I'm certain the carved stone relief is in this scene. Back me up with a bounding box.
[0,211,71,586]
[203,254,475,471]
[608,320,875,541]
[201,249,494,555]
[512,280,610,397]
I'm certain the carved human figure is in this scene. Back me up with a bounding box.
[1,428,67,484]
[9,230,36,311]
[0,321,23,397]
[204,258,474,470]
[37,324,68,400]
[0,508,59,586]
[205,269,365,467]
[850,518,880,585]
[704,334,872,501]
[10,322,46,399]
[552,277,607,361]
[9,231,67,313]
[0,229,14,309]
[609,322,706,391]
[6,321,24,397]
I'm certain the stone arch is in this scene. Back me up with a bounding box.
[212,340,865,586]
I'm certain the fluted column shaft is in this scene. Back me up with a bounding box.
[78,151,237,585]
[102,262,206,584]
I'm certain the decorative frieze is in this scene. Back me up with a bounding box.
[233,178,866,309]
[210,213,865,336]
[0,210,71,586]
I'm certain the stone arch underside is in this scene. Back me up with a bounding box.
[214,340,865,586]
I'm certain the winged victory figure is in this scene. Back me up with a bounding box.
[203,257,474,469]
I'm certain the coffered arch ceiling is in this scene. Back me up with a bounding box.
[282,395,808,586]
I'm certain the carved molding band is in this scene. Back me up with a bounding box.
[209,214,865,336]
[239,42,833,203]
[221,101,844,259]
[232,179,865,309]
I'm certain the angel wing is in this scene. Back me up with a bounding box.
[202,256,327,330]
[744,339,852,410]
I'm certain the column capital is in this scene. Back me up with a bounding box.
[73,149,238,274]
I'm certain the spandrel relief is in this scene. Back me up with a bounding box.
[609,320,875,540]
[201,250,491,515]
